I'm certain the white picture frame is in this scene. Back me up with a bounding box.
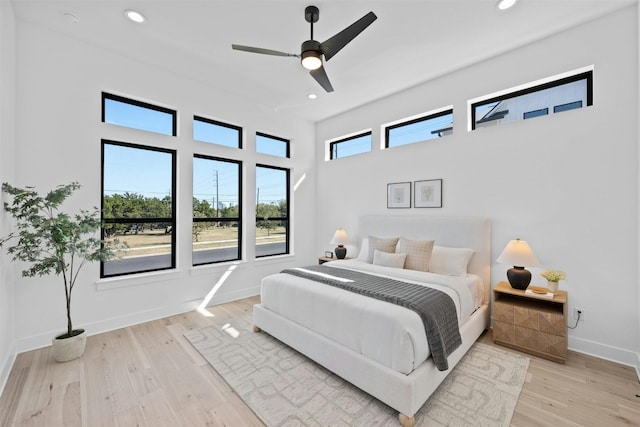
[414,179,442,208]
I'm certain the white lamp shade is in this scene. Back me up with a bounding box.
[496,239,540,267]
[330,228,349,246]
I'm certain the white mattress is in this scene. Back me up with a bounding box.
[259,259,484,375]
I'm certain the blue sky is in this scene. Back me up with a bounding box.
[103,143,173,198]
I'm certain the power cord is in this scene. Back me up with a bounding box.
[568,309,581,329]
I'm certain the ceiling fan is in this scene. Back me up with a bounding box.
[232,5,377,93]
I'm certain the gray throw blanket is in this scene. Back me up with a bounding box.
[281,265,461,371]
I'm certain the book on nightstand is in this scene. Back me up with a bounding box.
[524,288,554,299]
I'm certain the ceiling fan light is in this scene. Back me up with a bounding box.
[301,51,322,70]
[125,9,145,23]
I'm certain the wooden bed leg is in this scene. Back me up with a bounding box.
[252,325,261,332]
[398,413,415,427]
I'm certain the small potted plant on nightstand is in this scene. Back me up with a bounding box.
[0,182,120,362]
[540,269,566,294]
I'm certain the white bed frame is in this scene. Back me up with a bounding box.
[253,215,491,427]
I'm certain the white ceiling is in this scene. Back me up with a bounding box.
[10,0,635,122]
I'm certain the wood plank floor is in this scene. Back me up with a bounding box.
[1,296,639,426]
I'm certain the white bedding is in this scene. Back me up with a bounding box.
[260,259,484,375]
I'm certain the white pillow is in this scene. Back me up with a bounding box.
[357,238,369,261]
[429,246,474,276]
[365,236,399,263]
[373,250,407,269]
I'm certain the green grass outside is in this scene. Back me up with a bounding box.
[107,226,285,257]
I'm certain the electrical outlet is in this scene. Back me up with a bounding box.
[574,307,585,322]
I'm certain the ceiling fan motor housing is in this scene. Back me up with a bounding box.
[301,40,321,56]
[301,40,322,69]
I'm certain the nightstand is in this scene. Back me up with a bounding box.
[318,256,350,264]
[492,281,568,363]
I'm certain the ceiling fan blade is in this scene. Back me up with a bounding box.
[232,44,298,58]
[310,65,334,92]
[319,11,377,61]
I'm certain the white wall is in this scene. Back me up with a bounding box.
[316,6,640,367]
[0,0,16,393]
[8,20,317,352]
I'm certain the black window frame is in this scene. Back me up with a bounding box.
[256,131,290,158]
[384,109,454,148]
[523,108,549,120]
[554,101,583,113]
[470,70,593,130]
[102,92,177,136]
[100,139,177,278]
[193,115,243,149]
[255,164,290,258]
[329,131,372,160]
[192,154,243,266]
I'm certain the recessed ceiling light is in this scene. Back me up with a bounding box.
[124,9,145,23]
[496,0,518,10]
[307,93,318,100]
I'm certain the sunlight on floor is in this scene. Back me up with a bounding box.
[222,323,240,338]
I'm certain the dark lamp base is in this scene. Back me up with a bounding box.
[507,266,532,290]
[335,245,347,259]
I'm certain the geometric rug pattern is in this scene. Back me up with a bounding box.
[185,314,529,427]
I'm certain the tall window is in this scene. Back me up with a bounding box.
[193,155,242,265]
[256,132,289,158]
[471,69,593,130]
[328,131,371,160]
[101,141,176,277]
[102,93,176,136]
[193,116,242,148]
[385,109,453,148]
[256,165,289,257]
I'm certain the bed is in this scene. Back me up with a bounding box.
[253,215,491,426]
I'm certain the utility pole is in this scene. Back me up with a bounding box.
[212,170,219,218]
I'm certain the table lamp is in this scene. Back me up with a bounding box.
[496,238,540,290]
[330,228,349,259]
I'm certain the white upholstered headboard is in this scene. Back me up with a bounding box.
[357,215,491,302]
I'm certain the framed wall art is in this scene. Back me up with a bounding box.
[414,179,442,208]
[387,182,411,208]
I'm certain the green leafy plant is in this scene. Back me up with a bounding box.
[540,269,567,282]
[0,182,120,339]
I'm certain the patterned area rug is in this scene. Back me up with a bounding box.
[185,314,529,427]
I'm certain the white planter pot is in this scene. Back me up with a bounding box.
[546,281,559,294]
[52,329,87,362]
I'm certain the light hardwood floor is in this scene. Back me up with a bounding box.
[1,296,639,426]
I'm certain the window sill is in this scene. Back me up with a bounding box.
[253,253,296,264]
[95,269,185,291]
[190,260,246,277]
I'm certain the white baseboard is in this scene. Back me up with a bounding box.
[569,336,640,375]
[0,342,17,398]
[16,286,261,353]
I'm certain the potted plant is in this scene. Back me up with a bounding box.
[0,182,119,362]
[540,269,566,294]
